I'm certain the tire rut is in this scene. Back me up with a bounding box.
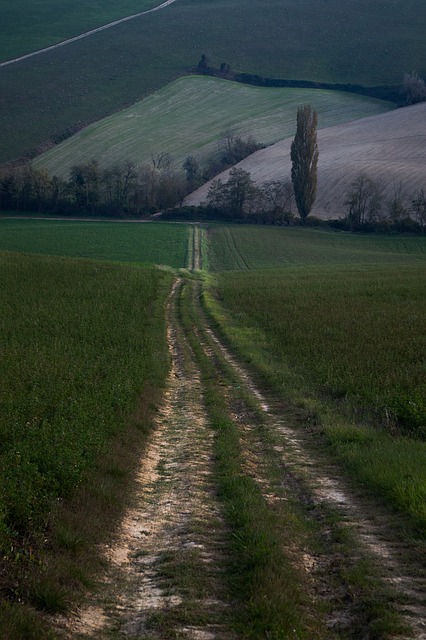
[192,282,426,639]
[56,280,236,639]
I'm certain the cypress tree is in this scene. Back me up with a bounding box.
[290,105,319,222]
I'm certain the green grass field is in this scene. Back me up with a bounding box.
[1,0,425,162]
[33,77,392,177]
[208,226,426,271]
[0,251,173,636]
[0,219,189,267]
[0,0,160,61]
[206,225,426,534]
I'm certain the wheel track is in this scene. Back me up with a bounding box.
[56,279,236,639]
[189,278,426,639]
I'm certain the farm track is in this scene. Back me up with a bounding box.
[56,229,425,639]
[0,0,178,68]
[56,279,237,640]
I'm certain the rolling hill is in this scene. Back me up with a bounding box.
[32,77,392,178]
[185,102,426,219]
[1,0,425,163]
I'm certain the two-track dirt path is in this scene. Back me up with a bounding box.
[56,279,236,639]
[57,226,425,639]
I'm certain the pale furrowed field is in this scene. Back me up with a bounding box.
[187,101,426,219]
[33,77,392,178]
[1,0,425,163]
[0,219,189,268]
[206,225,426,533]
[0,251,173,637]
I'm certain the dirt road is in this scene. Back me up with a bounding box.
[0,0,178,68]
[56,228,425,639]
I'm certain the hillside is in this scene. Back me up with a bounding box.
[185,102,426,219]
[32,77,392,178]
[1,0,426,163]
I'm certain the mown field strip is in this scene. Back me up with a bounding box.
[33,76,392,178]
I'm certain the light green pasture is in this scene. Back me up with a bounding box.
[33,76,393,178]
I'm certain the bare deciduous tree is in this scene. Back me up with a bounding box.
[259,180,294,224]
[387,182,409,223]
[411,190,426,230]
[344,174,383,228]
[402,72,426,105]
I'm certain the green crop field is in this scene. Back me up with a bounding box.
[33,77,392,178]
[1,0,425,163]
[0,0,160,61]
[206,225,426,533]
[208,225,426,271]
[0,219,189,267]
[0,251,172,634]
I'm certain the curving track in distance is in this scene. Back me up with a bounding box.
[0,0,178,68]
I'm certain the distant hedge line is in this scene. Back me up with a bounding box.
[194,66,403,104]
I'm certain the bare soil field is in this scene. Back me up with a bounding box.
[185,102,426,219]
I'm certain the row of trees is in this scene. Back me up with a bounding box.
[0,130,263,217]
[0,159,186,216]
[344,174,426,231]
[205,167,294,223]
[202,166,426,232]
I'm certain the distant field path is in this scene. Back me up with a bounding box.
[0,0,178,68]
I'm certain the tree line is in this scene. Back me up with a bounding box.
[1,100,425,232]
[343,174,426,232]
[0,130,263,217]
[196,55,426,106]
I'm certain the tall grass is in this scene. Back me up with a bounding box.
[217,264,426,435]
[205,226,426,535]
[0,251,172,634]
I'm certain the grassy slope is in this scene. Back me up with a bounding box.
[186,102,426,219]
[0,0,160,61]
[1,0,425,162]
[0,219,189,268]
[206,225,426,533]
[33,76,392,178]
